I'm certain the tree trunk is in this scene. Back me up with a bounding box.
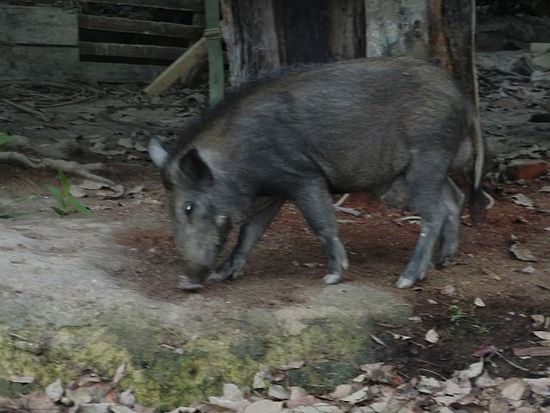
[221,0,475,97]
[428,0,475,98]
[221,0,365,86]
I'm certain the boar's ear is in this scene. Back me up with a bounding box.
[149,138,169,169]
[179,148,213,186]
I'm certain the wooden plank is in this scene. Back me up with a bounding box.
[205,0,224,105]
[0,45,79,80]
[79,41,186,60]
[365,0,428,58]
[0,5,78,46]
[144,37,207,96]
[82,0,204,12]
[79,15,203,39]
[79,62,166,83]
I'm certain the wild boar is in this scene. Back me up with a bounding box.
[149,57,486,290]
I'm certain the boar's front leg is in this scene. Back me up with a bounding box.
[291,180,349,285]
[208,197,284,283]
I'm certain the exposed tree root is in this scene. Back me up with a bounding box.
[0,151,123,195]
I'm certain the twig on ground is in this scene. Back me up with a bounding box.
[495,350,548,376]
[2,99,50,122]
[394,215,422,224]
[334,193,349,207]
[418,368,447,381]
[334,206,362,217]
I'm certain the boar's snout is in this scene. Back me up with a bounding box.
[179,260,210,284]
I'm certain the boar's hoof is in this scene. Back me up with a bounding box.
[323,273,342,285]
[207,272,229,284]
[178,276,204,291]
[395,276,415,289]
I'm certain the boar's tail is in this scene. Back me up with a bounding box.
[468,0,494,225]
[469,118,494,224]
[468,114,490,225]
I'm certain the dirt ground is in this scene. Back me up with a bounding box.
[1,49,549,396]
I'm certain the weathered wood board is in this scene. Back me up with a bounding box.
[0,5,78,46]
[79,15,203,39]
[0,46,79,80]
[81,0,204,12]
[79,42,186,61]
[365,0,428,58]
[221,0,366,86]
[79,62,165,83]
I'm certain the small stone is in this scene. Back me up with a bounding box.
[78,403,113,413]
[46,379,64,402]
[268,384,289,400]
[110,406,136,413]
[118,389,135,408]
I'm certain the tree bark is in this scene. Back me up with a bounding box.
[428,0,475,98]
[221,0,475,97]
[221,0,365,86]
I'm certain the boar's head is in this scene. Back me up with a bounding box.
[149,138,233,286]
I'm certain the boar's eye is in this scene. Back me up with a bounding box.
[184,202,194,216]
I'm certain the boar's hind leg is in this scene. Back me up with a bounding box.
[208,198,284,283]
[291,181,349,285]
[396,156,449,289]
[432,178,464,267]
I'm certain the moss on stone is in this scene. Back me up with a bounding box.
[0,306,394,409]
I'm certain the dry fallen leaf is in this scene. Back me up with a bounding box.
[288,386,321,409]
[523,378,550,396]
[0,396,18,411]
[521,265,536,274]
[9,375,34,384]
[499,378,528,400]
[533,331,550,340]
[425,328,439,343]
[531,315,545,328]
[279,360,305,370]
[208,383,249,412]
[510,243,538,262]
[457,360,484,379]
[19,394,57,412]
[441,285,456,296]
[340,387,369,404]
[243,399,283,413]
[513,347,550,357]
[511,194,535,208]
[474,297,486,307]
[329,384,353,400]
[417,376,443,394]
[112,363,126,385]
[370,334,387,347]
